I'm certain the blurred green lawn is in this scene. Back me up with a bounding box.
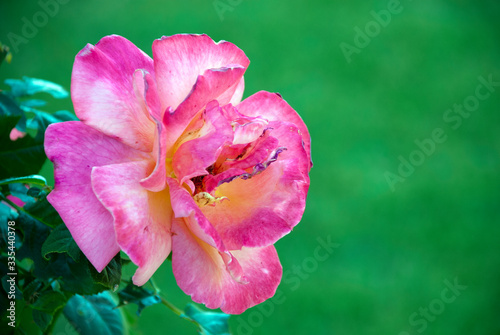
[1,0,499,334]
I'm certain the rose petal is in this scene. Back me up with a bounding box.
[139,113,169,192]
[221,132,279,171]
[153,34,249,112]
[201,161,296,249]
[236,91,312,168]
[72,35,156,151]
[165,66,245,147]
[172,102,233,186]
[203,168,248,194]
[44,121,149,272]
[171,219,282,314]
[228,77,245,106]
[6,194,25,207]
[92,160,173,286]
[9,127,26,141]
[166,177,225,251]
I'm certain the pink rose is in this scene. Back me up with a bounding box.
[45,34,311,314]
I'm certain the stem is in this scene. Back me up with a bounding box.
[149,278,183,316]
[159,296,184,316]
[149,278,200,329]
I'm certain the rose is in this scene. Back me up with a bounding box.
[44,34,311,314]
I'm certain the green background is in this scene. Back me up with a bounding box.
[1,0,500,334]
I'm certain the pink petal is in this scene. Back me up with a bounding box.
[72,35,156,151]
[132,70,166,192]
[165,66,246,147]
[44,121,150,272]
[228,77,245,106]
[220,103,269,145]
[203,168,248,194]
[200,160,301,250]
[236,91,312,168]
[133,69,162,121]
[166,177,225,251]
[153,34,249,112]
[267,121,310,185]
[9,127,26,141]
[6,194,25,207]
[139,112,168,192]
[172,102,233,186]
[171,219,282,314]
[221,132,279,171]
[200,121,309,250]
[232,118,269,145]
[91,160,172,286]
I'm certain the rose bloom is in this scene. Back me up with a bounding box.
[45,34,311,314]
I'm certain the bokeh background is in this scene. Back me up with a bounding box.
[1,0,500,334]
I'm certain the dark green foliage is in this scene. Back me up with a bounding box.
[117,283,161,315]
[183,304,231,335]
[63,293,125,335]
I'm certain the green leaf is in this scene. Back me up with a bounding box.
[0,93,24,118]
[26,110,77,141]
[90,254,122,290]
[0,175,48,188]
[32,309,54,332]
[56,256,109,295]
[0,88,75,179]
[28,110,78,124]
[63,292,126,335]
[22,279,44,304]
[182,304,231,335]
[0,92,27,137]
[23,194,64,228]
[16,211,52,278]
[117,283,161,315]
[0,113,46,179]
[5,182,31,201]
[1,275,23,300]
[20,99,47,108]
[14,208,105,295]
[42,223,81,262]
[32,290,67,313]
[0,200,18,230]
[5,77,69,99]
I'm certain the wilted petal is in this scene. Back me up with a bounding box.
[72,35,156,151]
[44,121,149,272]
[221,132,279,171]
[92,160,173,286]
[237,91,312,168]
[171,219,282,314]
[201,120,308,251]
[203,168,248,194]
